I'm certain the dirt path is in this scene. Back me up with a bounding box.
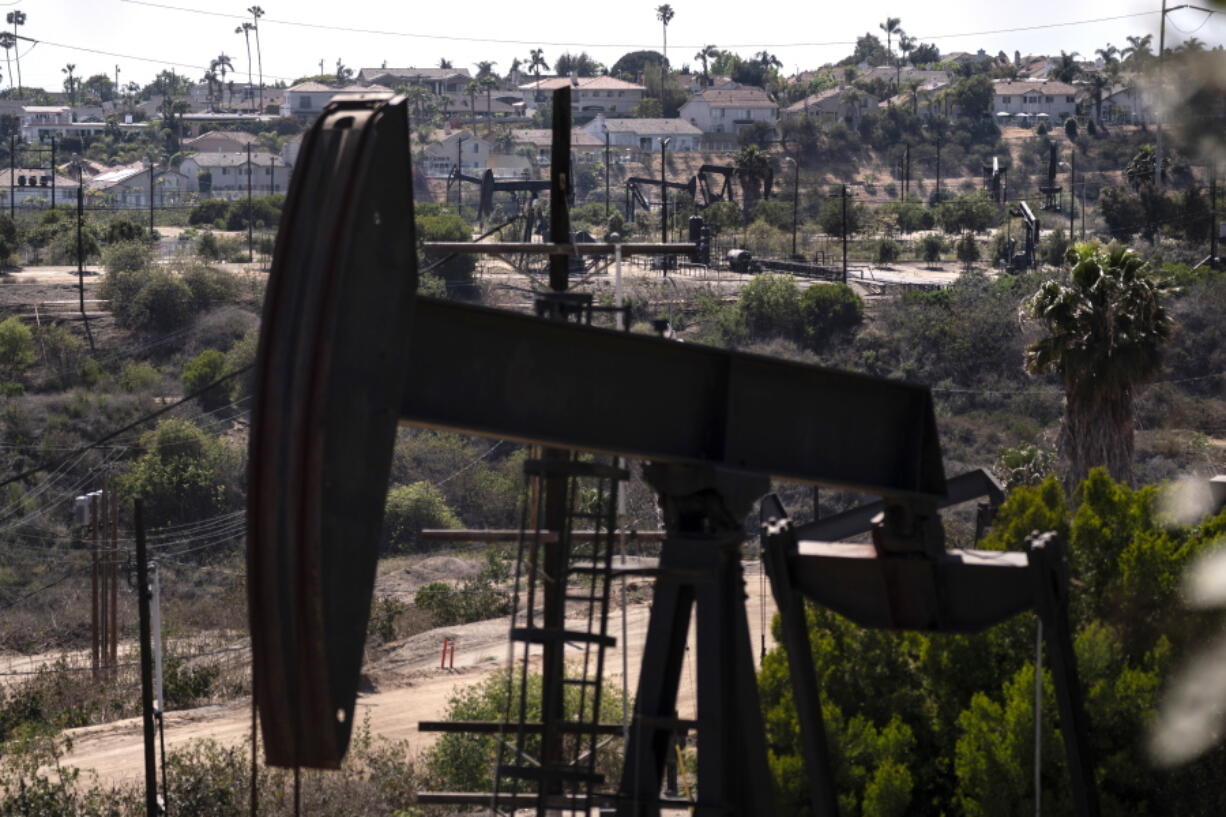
[62,561,778,784]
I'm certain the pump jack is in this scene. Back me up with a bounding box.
[245,88,1100,817]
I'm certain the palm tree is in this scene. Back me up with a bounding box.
[1053,51,1081,83]
[694,44,717,85]
[6,11,24,99]
[734,144,771,219]
[1095,44,1119,67]
[527,49,549,102]
[202,68,219,110]
[465,80,481,130]
[475,61,498,80]
[0,33,12,96]
[1176,38,1207,54]
[335,59,353,83]
[1023,242,1171,486]
[248,6,265,112]
[439,58,453,69]
[879,16,902,66]
[62,64,77,105]
[1122,34,1153,68]
[1087,71,1110,124]
[655,4,674,97]
[212,54,234,107]
[236,23,255,111]
[896,33,915,88]
[479,74,498,138]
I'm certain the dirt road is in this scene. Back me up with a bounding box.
[62,561,779,784]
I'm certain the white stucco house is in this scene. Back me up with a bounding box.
[283,83,392,120]
[992,80,1079,121]
[86,165,191,208]
[783,87,879,125]
[419,130,490,178]
[517,75,646,118]
[178,151,291,198]
[583,115,703,152]
[679,87,778,135]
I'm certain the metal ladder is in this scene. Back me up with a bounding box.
[494,455,627,816]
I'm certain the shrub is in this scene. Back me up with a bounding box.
[956,233,981,270]
[102,266,193,332]
[197,230,221,261]
[0,317,35,380]
[188,199,231,227]
[800,283,863,348]
[0,215,18,265]
[180,263,238,311]
[118,361,161,392]
[876,238,902,265]
[104,218,147,244]
[818,194,866,238]
[102,239,153,274]
[937,191,999,234]
[1040,227,1070,267]
[919,234,945,264]
[738,273,802,341]
[181,348,231,411]
[382,481,461,553]
[417,213,476,295]
[415,579,510,626]
[1065,118,1078,140]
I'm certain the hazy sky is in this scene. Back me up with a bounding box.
[7,0,1226,91]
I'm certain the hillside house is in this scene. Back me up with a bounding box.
[783,87,878,125]
[992,79,1078,121]
[86,165,190,207]
[679,87,778,136]
[583,115,702,152]
[184,130,260,153]
[0,168,80,207]
[178,151,290,198]
[517,75,646,118]
[357,67,472,94]
[509,128,603,164]
[419,130,490,178]
[283,83,391,120]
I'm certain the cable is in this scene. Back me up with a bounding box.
[119,1,1163,51]
[0,365,252,494]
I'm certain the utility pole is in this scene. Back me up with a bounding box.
[9,136,14,219]
[1081,178,1086,241]
[455,136,465,217]
[660,137,670,245]
[134,499,161,817]
[150,561,169,813]
[90,493,99,678]
[1035,618,1043,817]
[1211,162,1219,266]
[1156,0,1167,188]
[788,155,799,257]
[148,159,154,235]
[1069,151,1075,238]
[77,182,95,353]
[247,144,254,262]
[841,185,849,284]
[604,130,610,222]
[50,137,56,208]
[935,138,942,203]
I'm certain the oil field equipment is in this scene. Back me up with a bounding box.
[246,88,1101,817]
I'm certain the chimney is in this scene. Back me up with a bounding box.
[570,71,578,87]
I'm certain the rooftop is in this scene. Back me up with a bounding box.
[687,88,777,108]
[993,79,1079,96]
[598,118,702,135]
[518,76,646,92]
[511,128,604,147]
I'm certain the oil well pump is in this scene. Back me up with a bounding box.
[246,88,1101,817]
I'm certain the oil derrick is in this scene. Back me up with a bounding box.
[245,87,1102,817]
[1040,142,1064,212]
[983,155,1008,203]
[76,489,119,679]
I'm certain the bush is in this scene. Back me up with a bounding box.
[104,218,147,244]
[0,215,18,265]
[381,481,461,553]
[876,238,902,265]
[180,263,238,311]
[818,194,866,238]
[738,273,802,341]
[102,240,153,274]
[800,283,863,348]
[1040,227,1070,267]
[417,213,475,295]
[956,233,981,270]
[188,199,231,227]
[919,234,945,265]
[1065,118,1078,140]
[937,191,999,234]
[102,266,193,332]
[0,317,35,380]
[118,361,161,392]
[182,349,231,411]
[197,230,221,261]
[415,579,510,626]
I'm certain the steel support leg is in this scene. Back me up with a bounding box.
[1030,533,1101,817]
[760,495,840,817]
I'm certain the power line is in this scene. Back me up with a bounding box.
[118,1,1164,51]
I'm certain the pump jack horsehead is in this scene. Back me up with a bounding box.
[246,87,1102,816]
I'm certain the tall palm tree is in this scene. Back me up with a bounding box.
[1122,34,1154,68]
[438,58,453,69]
[465,80,481,130]
[62,64,77,105]
[0,33,13,97]
[212,53,234,106]
[527,49,549,103]
[475,61,498,80]
[695,44,717,85]
[655,4,674,98]
[879,16,902,66]
[202,68,219,111]
[734,144,771,219]
[6,11,24,99]
[1023,242,1170,486]
[479,74,498,138]
[1087,71,1110,124]
[236,23,255,111]
[248,6,265,112]
[896,32,915,88]
[1053,51,1081,83]
[1095,44,1119,67]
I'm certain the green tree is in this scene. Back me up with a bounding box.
[738,273,802,340]
[734,144,772,219]
[0,316,35,380]
[1023,242,1170,485]
[818,193,866,238]
[799,282,863,348]
[181,349,231,412]
[919,233,945,265]
[949,74,993,119]
[416,211,476,295]
[382,481,461,553]
[955,232,980,270]
[938,191,998,234]
[117,418,241,529]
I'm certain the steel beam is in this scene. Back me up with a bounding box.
[401,297,946,499]
[423,241,696,256]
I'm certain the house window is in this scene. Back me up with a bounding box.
[618,91,624,97]
[719,108,725,119]
[298,95,311,109]
[1045,96,1054,103]
[610,106,617,112]
[221,168,229,176]
[639,137,651,149]
[1066,96,1075,103]
[1002,96,1011,103]
[473,143,479,154]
